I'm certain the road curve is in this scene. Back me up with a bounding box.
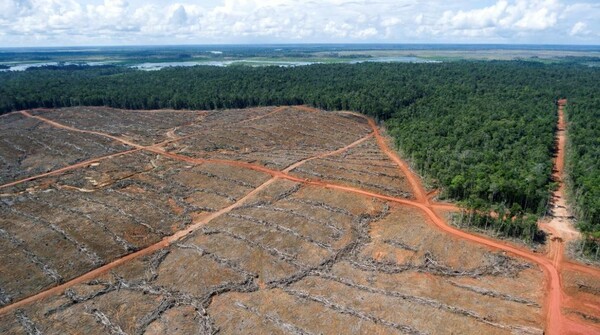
[3,105,599,335]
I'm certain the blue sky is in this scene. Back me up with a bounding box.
[0,0,598,47]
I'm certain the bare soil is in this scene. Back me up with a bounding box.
[537,99,600,335]
[0,105,598,334]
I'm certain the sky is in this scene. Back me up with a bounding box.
[0,0,598,47]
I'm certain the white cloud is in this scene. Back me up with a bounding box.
[514,4,557,30]
[381,17,401,27]
[414,14,424,25]
[569,21,588,36]
[0,0,598,46]
[353,27,378,39]
[423,0,570,40]
[0,0,33,20]
[324,21,351,38]
[92,0,129,20]
[441,1,509,30]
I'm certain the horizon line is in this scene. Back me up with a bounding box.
[1,42,600,50]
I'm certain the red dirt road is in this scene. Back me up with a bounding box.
[540,99,600,335]
[20,111,144,149]
[0,115,374,315]
[339,111,428,203]
[360,108,564,335]
[0,148,142,189]
[283,133,375,173]
[2,105,600,334]
[542,100,580,244]
[322,105,597,334]
[236,106,289,124]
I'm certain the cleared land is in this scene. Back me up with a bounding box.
[0,106,598,334]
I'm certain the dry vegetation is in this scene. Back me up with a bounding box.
[0,113,131,183]
[290,137,413,199]
[0,106,598,334]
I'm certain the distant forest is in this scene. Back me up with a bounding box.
[0,62,598,256]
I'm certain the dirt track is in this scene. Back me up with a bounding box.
[538,99,600,335]
[0,112,374,315]
[340,106,595,334]
[0,105,598,334]
[20,111,144,149]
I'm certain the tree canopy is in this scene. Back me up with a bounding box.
[1,61,598,252]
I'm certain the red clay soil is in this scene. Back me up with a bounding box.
[283,133,375,173]
[20,111,144,149]
[1,107,288,190]
[236,106,289,124]
[0,115,374,315]
[431,202,461,211]
[293,105,319,113]
[542,100,580,243]
[2,104,600,334]
[0,148,141,190]
[427,189,440,199]
[303,105,599,335]
[564,260,600,278]
[339,111,428,203]
[540,99,600,335]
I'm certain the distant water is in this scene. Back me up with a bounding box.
[2,42,597,72]
[350,56,441,64]
[130,61,224,70]
[0,59,328,71]
[0,62,66,71]
[0,61,109,71]
[128,57,437,70]
[132,59,323,70]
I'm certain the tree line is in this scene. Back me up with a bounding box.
[565,96,600,259]
[0,61,598,252]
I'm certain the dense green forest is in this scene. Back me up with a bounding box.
[566,96,600,258]
[0,62,598,253]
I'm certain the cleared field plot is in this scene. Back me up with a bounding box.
[0,105,598,334]
[561,267,600,330]
[29,107,274,146]
[0,182,546,335]
[0,150,270,305]
[290,137,414,198]
[0,113,130,183]
[162,107,372,169]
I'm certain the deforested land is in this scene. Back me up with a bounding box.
[0,49,599,334]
